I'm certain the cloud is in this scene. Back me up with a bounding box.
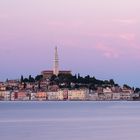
[95,43,119,59]
[112,19,137,25]
[119,33,136,42]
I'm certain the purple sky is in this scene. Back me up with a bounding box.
[0,0,140,86]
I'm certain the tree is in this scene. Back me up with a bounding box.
[23,82,27,89]
[104,80,110,85]
[6,79,8,83]
[23,78,29,83]
[20,75,24,83]
[84,75,90,84]
[28,75,35,83]
[35,75,43,81]
[50,75,57,82]
[135,88,140,93]
[109,79,115,85]
[123,84,131,89]
[71,74,77,83]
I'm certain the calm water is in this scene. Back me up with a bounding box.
[0,101,140,140]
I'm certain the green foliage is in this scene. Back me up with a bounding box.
[109,79,115,85]
[35,75,43,81]
[28,75,35,83]
[19,73,119,90]
[49,73,116,89]
[20,75,24,83]
[22,75,35,83]
[123,84,132,89]
[135,88,140,93]
[23,78,29,83]
[50,75,57,81]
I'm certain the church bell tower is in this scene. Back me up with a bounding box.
[53,47,59,76]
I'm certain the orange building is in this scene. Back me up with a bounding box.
[35,92,47,100]
[14,92,27,100]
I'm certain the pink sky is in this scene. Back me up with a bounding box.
[0,0,140,86]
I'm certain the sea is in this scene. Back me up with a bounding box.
[0,101,140,140]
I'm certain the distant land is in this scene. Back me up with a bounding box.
[0,47,140,101]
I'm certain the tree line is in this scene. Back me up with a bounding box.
[19,73,140,92]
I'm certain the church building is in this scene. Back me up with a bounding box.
[41,47,71,79]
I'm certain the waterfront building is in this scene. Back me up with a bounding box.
[11,92,16,101]
[68,89,89,100]
[120,88,134,100]
[132,92,140,100]
[61,89,68,100]
[98,93,106,101]
[112,93,121,100]
[0,91,5,100]
[103,87,113,100]
[47,91,64,100]
[0,91,11,100]
[120,92,132,100]
[14,92,28,101]
[89,90,98,101]
[4,91,11,101]
[35,92,47,101]
[30,92,37,101]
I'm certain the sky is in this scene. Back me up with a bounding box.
[0,0,140,87]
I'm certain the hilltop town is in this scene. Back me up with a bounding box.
[0,47,140,101]
[0,73,140,101]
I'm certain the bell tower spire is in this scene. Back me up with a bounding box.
[53,46,59,76]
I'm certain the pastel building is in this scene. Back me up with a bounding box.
[4,91,11,101]
[68,89,89,100]
[0,91,11,100]
[103,87,113,100]
[61,89,68,100]
[98,93,106,101]
[30,93,36,100]
[112,93,121,100]
[0,91,5,100]
[47,91,64,100]
[35,92,47,101]
[89,91,98,101]
[11,92,16,101]
[120,88,134,100]
[14,92,28,101]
